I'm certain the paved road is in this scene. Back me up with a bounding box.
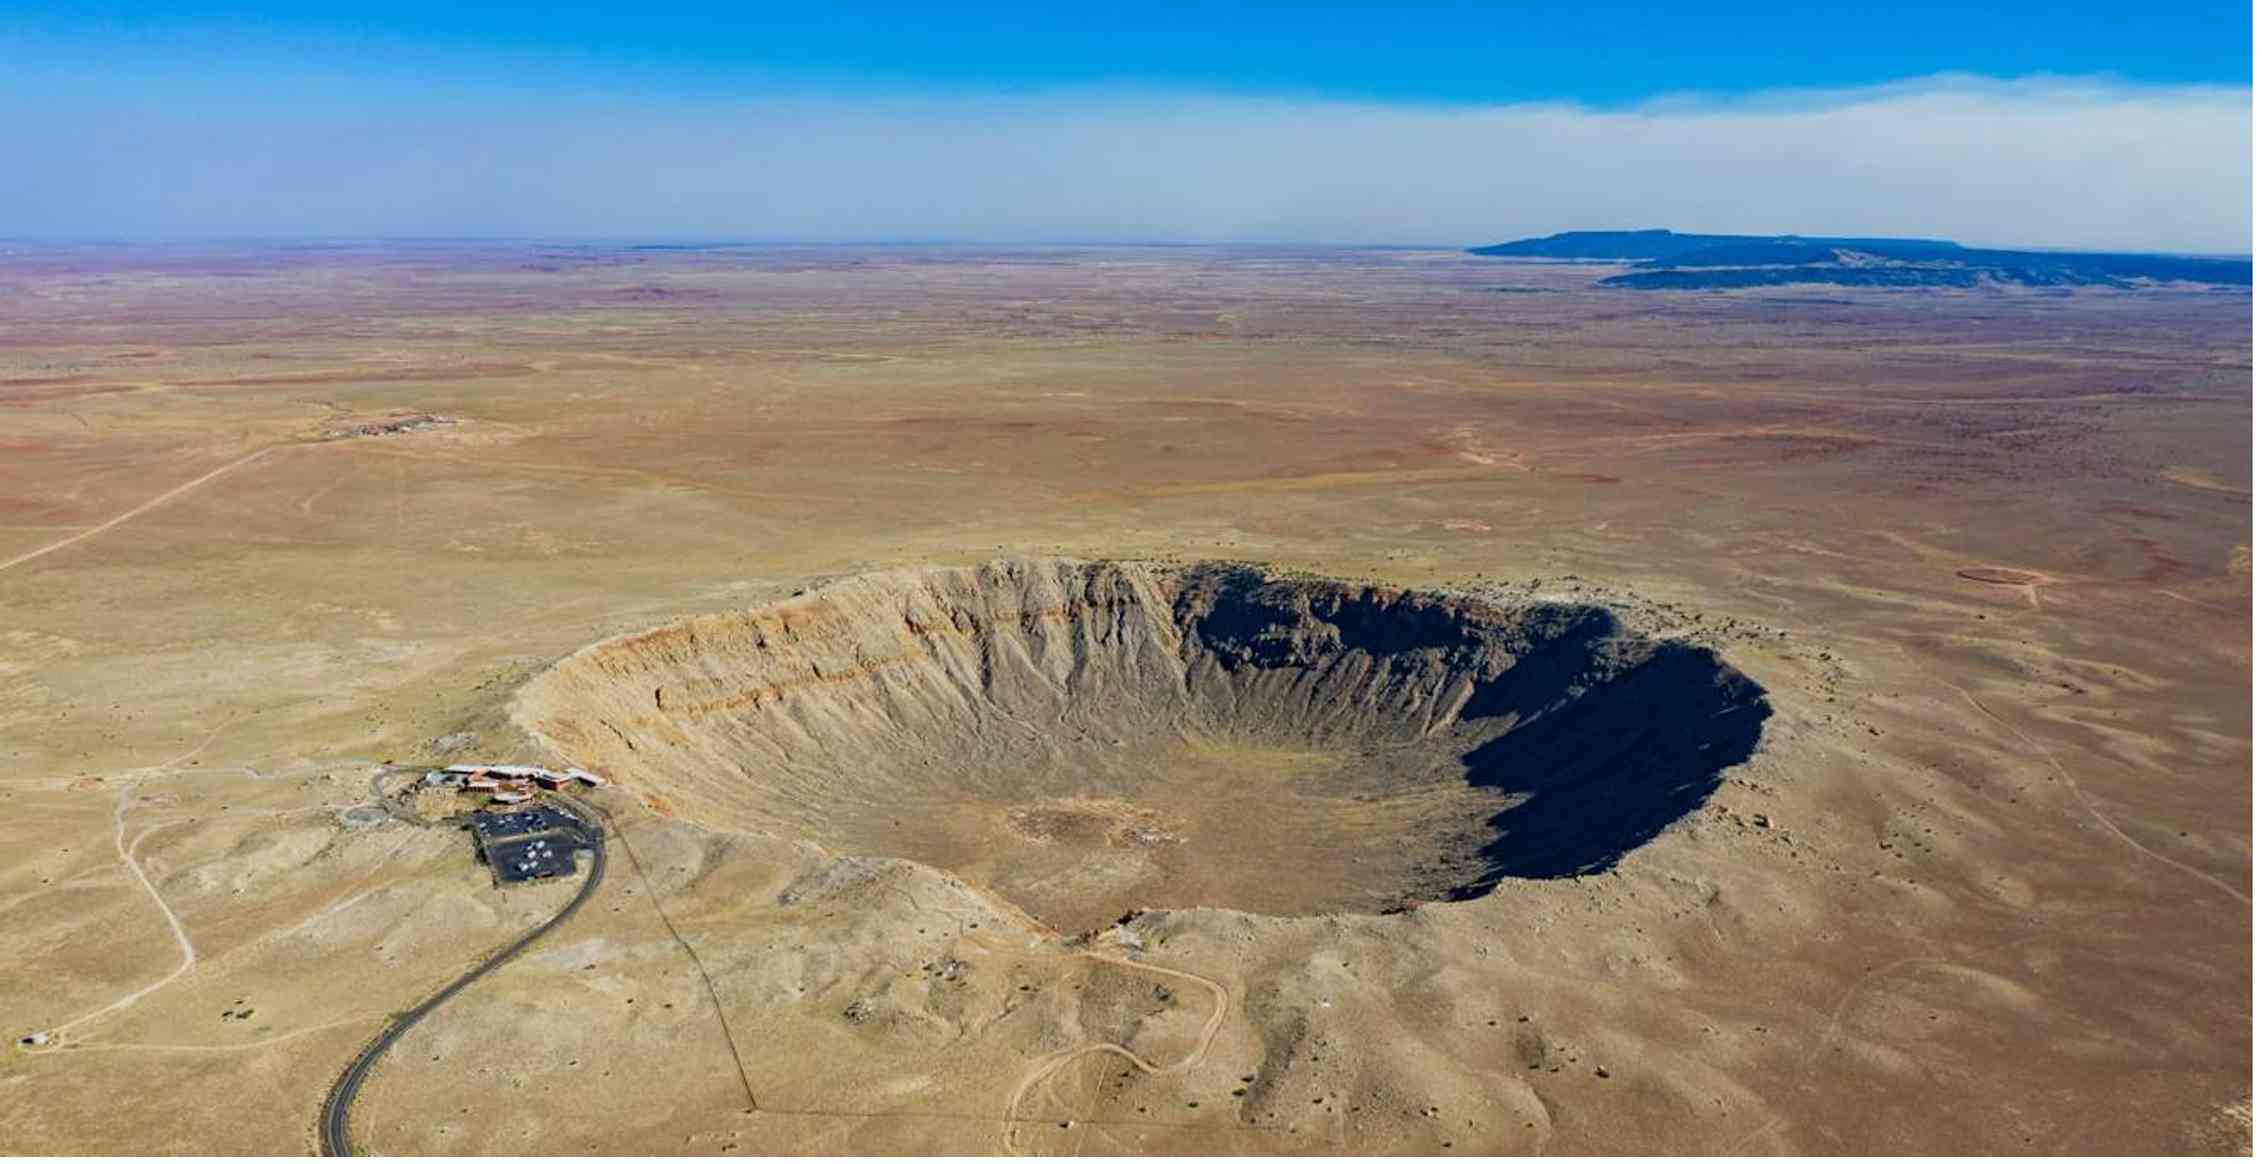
[317,804,605,1156]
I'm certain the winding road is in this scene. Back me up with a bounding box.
[1000,951,1233,1153]
[317,804,605,1156]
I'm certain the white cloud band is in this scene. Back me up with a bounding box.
[5,75,2249,251]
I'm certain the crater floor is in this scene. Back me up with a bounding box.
[515,558,1771,930]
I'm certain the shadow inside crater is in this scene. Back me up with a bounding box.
[1456,641,1772,888]
[1180,564,1773,894]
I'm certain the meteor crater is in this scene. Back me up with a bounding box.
[516,558,1771,931]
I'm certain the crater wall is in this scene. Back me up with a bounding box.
[513,558,1771,929]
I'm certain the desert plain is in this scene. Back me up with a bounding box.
[0,242,2249,1153]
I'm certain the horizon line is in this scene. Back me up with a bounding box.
[1,234,2252,261]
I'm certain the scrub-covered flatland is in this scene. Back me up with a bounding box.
[0,243,2248,1153]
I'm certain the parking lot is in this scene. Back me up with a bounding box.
[471,806,581,841]
[484,834,580,883]
[469,803,594,887]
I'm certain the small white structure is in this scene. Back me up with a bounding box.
[566,768,607,787]
[490,789,534,805]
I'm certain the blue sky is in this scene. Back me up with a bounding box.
[5,1,2251,103]
[0,3,2251,246]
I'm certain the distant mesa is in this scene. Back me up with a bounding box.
[1470,229,2251,290]
[1469,229,1964,262]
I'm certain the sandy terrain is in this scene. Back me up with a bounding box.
[0,243,2247,1153]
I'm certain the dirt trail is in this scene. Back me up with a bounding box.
[1800,932,2049,1069]
[44,1015,378,1056]
[30,790,201,1046]
[1000,949,1232,1153]
[23,721,236,1049]
[0,446,275,575]
[1881,634,2248,910]
[1959,690,2249,907]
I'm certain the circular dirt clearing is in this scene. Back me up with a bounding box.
[515,558,1771,930]
[1957,566,2048,586]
